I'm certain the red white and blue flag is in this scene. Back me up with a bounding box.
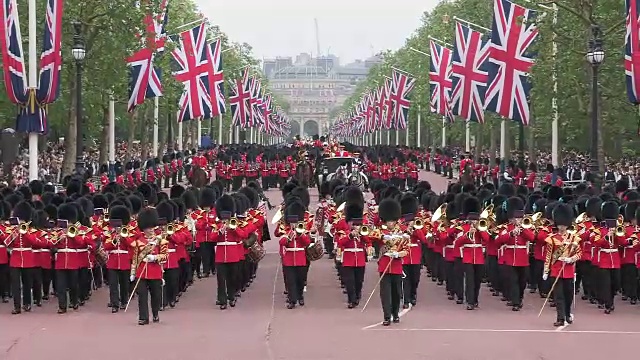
[36,0,64,106]
[0,0,28,106]
[389,69,415,130]
[171,23,213,122]
[451,22,490,123]
[127,0,168,112]
[484,0,538,125]
[229,77,251,128]
[206,39,226,116]
[382,78,394,129]
[429,39,455,123]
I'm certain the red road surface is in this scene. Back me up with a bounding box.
[1,170,638,360]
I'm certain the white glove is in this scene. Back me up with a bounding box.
[392,251,400,259]
[402,234,410,240]
[148,241,157,246]
[384,251,394,258]
[382,235,392,242]
[130,275,135,282]
[145,254,157,262]
[542,273,548,281]
[367,255,373,261]
[562,257,574,264]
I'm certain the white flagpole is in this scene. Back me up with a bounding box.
[197,119,202,147]
[177,112,183,150]
[465,122,471,152]
[27,0,38,181]
[551,4,559,167]
[417,106,421,148]
[152,97,159,156]
[109,97,116,163]
[441,116,447,148]
[218,113,223,145]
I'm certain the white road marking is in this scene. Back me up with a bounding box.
[363,328,640,335]
[361,304,413,330]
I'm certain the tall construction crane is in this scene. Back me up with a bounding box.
[314,18,321,58]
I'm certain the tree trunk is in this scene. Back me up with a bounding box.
[62,76,77,178]
[99,104,109,165]
[127,110,137,162]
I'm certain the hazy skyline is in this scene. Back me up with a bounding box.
[195,0,440,64]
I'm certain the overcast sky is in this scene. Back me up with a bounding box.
[195,0,439,64]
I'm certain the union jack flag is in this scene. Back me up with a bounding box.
[625,0,640,104]
[0,0,27,105]
[229,78,251,128]
[36,0,63,106]
[382,78,394,129]
[171,23,213,122]
[451,22,490,123]
[250,77,265,127]
[429,40,455,123]
[127,0,169,112]
[375,86,385,130]
[389,69,416,130]
[484,0,538,125]
[206,39,226,116]
[262,93,272,133]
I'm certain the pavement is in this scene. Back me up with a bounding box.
[1,170,638,360]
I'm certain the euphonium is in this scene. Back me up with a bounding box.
[19,222,30,235]
[67,224,78,238]
[522,215,534,229]
[228,217,238,230]
[359,225,370,236]
[295,222,306,234]
[480,204,494,219]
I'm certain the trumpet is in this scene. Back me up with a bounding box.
[166,224,175,235]
[295,222,306,234]
[359,225,370,236]
[615,225,626,237]
[477,218,490,232]
[617,214,624,227]
[67,224,78,238]
[19,222,30,235]
[522,215,534,229]
[410,218,424,230]
[228,217,238,230]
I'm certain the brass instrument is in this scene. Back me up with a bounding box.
[166,224,175,235]
[575,212,587,224]
[271,207,283,225]
[337,202,346,212]
[567,224,577,234]
[103,213,110,223]
[295,222,306,234]
[67,224,78,238]
[228,217,238,230]
[617,214,624,227]
[120,226,130,238]
[19,222,30,235]
[522,215,534,229]
[477,218,489,232]
[410,218,424,230]
[431,203,447,223]
[480,204,494,219]
[615,225,626,237]
[359,225,370,236]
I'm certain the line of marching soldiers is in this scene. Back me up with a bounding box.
[312,178,640,327]
[0,177,271,323]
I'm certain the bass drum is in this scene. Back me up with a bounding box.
[247,242,266,263]
[306,240,324,261]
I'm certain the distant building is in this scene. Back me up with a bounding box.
[263,53,381,138]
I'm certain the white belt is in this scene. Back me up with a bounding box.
[109,250,128,254]
[77,249,88,253]
[217,242,240,246]
[343,248,364,252]
[463,244,483,248]
[285,248,306,252]
[168,249,177,253]
[444,245,455,249]
[13,248,32,251]
[410,243,419,247]
[505,245,528,249]
[599,248,618,253]
[33,249,48,253]
[57,249,78,253]
[0,245,5,249]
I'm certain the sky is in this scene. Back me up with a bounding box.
[195,0,440,64]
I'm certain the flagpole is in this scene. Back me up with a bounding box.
[27,0,38,181]
[441,116,447,148]
[465,121,471,152]
[108,95,116,179]
[197,119,202,147]
[551,4,559,167]
[228,122,233,144]
[500,119,506,160]
[417,106,421,148]
[218,114,223,145]
[153,97,159,156]
[177,112,183,150]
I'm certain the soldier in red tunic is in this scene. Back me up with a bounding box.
[280,201,311,309]
[593,201,625,313]
[196,187,217,278]
[337,203,372,308]
[130,207,168,325]
[103,206,133,313]
[543,203,581,327]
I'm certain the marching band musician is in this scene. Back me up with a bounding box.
[103,205,133,313]
[242,187,264,283]
[4,202,39,314]
[532,201,554,299]
[592,201,624,313]
[337,203,372,308]
[495,197,535,311]
[618,201,639,304]
[31,210,51,308]
[542,203,581,327]
[212,194,248,310]
[0,206,9,304]
[181,190,200,284]
[156,201,182,309]
[280,200,311,309]
[51,204,86,314]
[437,202,463,304]
[399,193,426,309]
[576,197,600,304]
[196,187,217,278]
[455,197,490,310]
[375,197,408,326]
[130,207,167,325]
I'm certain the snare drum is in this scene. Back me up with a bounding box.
[247,242,266,263]
[95,246,108,266]
[305,241,324,261]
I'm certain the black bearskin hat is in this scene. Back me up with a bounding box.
[284,201,306,224]
[199,187,217,208]
[13,201,34,222]
[498,183,516,197]
[601,201,619,220]
[138,207,159,231]
[625,201,640,222]
[319,181,331,198]
[378,198,401,222]
[57,203,78,223]
[215,194,236,219]
[170,185,185,199]
[507,196,525,219]
[137,183,157,206]
[282,182,297,199]
[109,205,131,225]
[289,187,310,209]
[585,197,603,218]
[92,194,109,211]
[233,193,250,215]
[156,201,175,222]
[29,180,44,196]
[534,198,548,216]
[344,186,364,207]
[546,186,563,201]
[546,164,554,173]
[462,197,481,215]
[44,204,58,221]
[239,187,259,208]
[181,191,198,211]
[552,203,574,227]
[624,190,640,201]
[615,180,630,194]
[345,203,364,222]
[127,195,143,214]
[400,193,419,216]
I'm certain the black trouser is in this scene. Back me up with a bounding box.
[552,277,574,322]
[577,260,594,299]
[164,175,170,189]
[342,266,365,304]
[32,268,43,304]
[199,242,216,276]
[453,258,464,300]
[179,259,191,292]
[406,177,417,190]
[0,263,9,298]
[402,264,421,304]
[232,177,243,191]
[530,259,543,292]
[172,173,177,186]
[599,268,620,310]
[192,247,202,277]
[283,266,306,304]
[380,273,402,320]
[445,260,455,294]
[262,175,270,190]
[216,262,237,304]
[499,264,510,296]
[239,259,251,291]
[509,265,528,306]
[464,263,484,305]
[137,278,162,321]
[56,269,79,310]
[92,266,103,288]
[163,268,179,306]
[108,269,130,308]
[10,267,33,309]
[156,178,162,188]
[79,267,92,300]
[434,253,445,283]
[278,176,287,189]
[486,256,499,291]
[178,169,183,183]
[621,264,638,300]
[323,235,334,256]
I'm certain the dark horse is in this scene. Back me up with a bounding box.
[460,163,474,186]
[188,167,209,188]
[295,161,313,188]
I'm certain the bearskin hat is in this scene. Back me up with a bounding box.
[57,203,78,223]
[344,186,364,206]
[574,196,588,216]
[462,197,481,216]
[126,195,142,215]
[239,187,259,208]
[624,190,640,202]
[210,181,225,197]
[345,203,364,222]
[181,191,198,211]
[156,201,175,222]
[170,185,185,199]
[585,197,603,219]
[233,193,250,215]
[65,179,82,196]
[380,186,401,201]
[600,200,619,220]
[552,203,574,227]
[546,186,563,201]
[92,194,109,211]
[415,181,432,192]
[526,194,542,214]
[289,187,310,209]
[43,204,57,221]
[29,180,44,196]
[215,194,236,219]
[199,187,217,209]
[378,198,401,222]
[497,183,516,197]
[157,192,169,203]
[625,201,640,222]
[284,201,306,224]
[137,183,157,206]
[533,198,548,217]
[319,181,331,198]
[615,180,630,194]
[138,207,159,231]
[282,182,298,199]
[329,178,345,195]
[109,205,131,225]
[506,196,525,219]
[400,193,419,216]
[13,201,34,222]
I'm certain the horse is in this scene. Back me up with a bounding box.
[295,161,313,188]
[188,167,209,189]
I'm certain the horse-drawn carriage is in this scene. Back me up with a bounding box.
[317,156,368,191]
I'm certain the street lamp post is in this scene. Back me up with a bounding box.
[72,21,86,177]
[586,24,604,189]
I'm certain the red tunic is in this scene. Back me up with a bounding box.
[103,228,133,271]
[592,225,623,269]
[454,221,490,265]
[280,234,310,267]
[337,231,370,267]
[5,228,42,268]
[131,234,169,280]
[495,223,534,267]
[544,233,582,279]
[211,225,249,263]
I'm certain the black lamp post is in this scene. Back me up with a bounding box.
[586,24,605,189]
[72,21,86,176]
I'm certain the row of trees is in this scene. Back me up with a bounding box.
[339,0,633,165]
[0,0,286,175]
